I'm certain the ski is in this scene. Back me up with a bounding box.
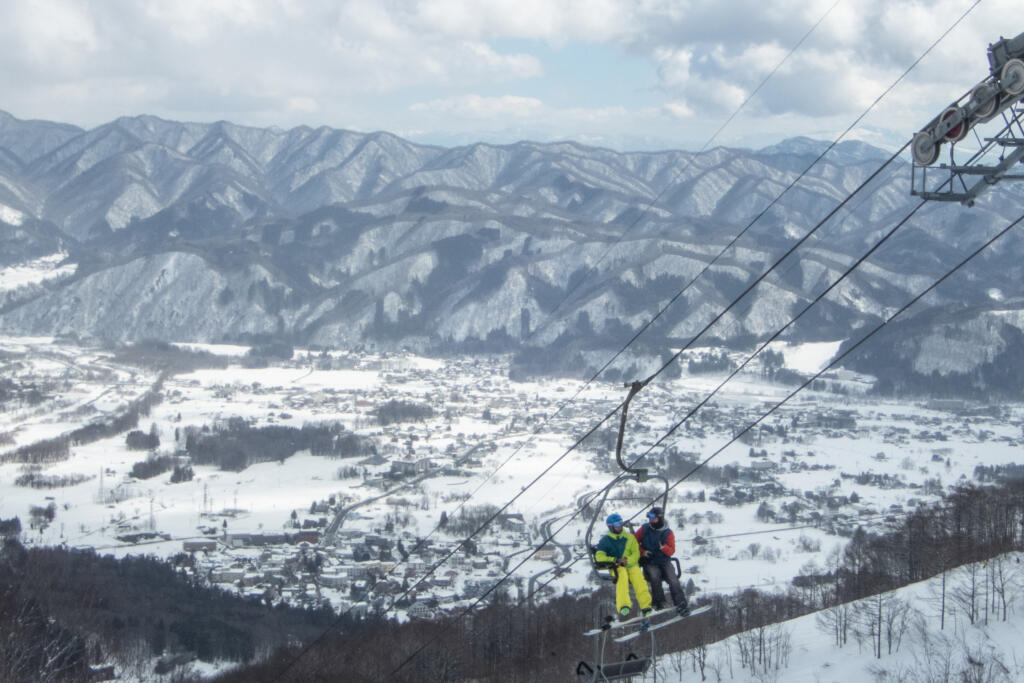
[583,605,683,636]
[612,605,711,643]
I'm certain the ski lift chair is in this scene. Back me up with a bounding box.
[576,653,651,681]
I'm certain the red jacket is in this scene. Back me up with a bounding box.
[635,523,675,563]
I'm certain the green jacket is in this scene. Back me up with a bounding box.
[594,529,641,568]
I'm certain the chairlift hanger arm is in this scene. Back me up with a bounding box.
[615,381,647,481]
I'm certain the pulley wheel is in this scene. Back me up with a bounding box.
[912,131,939,166]
[940,106,967,143]
[970,83,998,121]
[1002,59,1024,97]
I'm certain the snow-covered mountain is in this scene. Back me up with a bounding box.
[2,110,1023,389]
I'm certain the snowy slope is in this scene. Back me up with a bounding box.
[645,556,1024,682]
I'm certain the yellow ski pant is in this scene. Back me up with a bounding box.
[610,565,651,614]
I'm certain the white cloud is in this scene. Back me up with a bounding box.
[654,47,693,88]
[0,0,1019,151]
[4,0,99,75]
[412,0,633,43]
[634,0,1022,136]
[663,101,694,119]
[143,0,274,44]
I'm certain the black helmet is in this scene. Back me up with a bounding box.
[647,506,663,519]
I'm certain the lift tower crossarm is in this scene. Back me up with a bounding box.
[915,141,1024,206]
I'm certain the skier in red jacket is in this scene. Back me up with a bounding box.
[635,506,689,615]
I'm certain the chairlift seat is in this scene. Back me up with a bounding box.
[576,654,651,681]
[589,545,619,582]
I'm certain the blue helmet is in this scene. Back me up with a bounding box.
[606,513,624,528]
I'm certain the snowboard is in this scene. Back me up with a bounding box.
[583,605,684,636]
[613,604,711,643]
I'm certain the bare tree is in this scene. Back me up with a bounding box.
[815,602,853,647]
[666,649,687,681]
[689,638,709,681]
[986,553,1021,622]
[707,638,733,682]
[950,562,983,626]
[852,593,913,658]
[852,595,881,659]
[880,596,913,656]
[924,567,950,630]
[735,623,791,676]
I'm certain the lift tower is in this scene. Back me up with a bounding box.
[911,32,1024,206]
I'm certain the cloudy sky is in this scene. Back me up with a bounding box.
[0,0,1018,151]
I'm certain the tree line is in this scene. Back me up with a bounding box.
[375,399,434,425]
[129,454,176,480]
[111,339,229,373]
[14,472,93,489]
[184,418,376,472]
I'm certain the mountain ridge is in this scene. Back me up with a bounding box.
[1,110,1023,392]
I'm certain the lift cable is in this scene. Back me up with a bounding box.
[279,3,980,675]
[431,0,847,522]
[625,140,907,401]
[378,141,905,671]
[278,12,850,674]
[635,212,1024,512]
[383,129,972,675]
[632,0,980,393]
[572,0,977,397]
[527,493,1023,606]
[389,208,1022,680]
[502,3,978,519]
[523,0,844,350]
[369,0,974,559]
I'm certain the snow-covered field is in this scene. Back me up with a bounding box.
[1,336,1022,650]
[0,252,76,292]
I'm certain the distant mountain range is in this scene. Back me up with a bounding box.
[2,109,1024,394]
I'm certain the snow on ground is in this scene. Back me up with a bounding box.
[171,342,252,357]
[0,334,56,347]
[181,366,381,392]
[771,340,844,374]
[0,252,75,292]
[640,552,1024,682]
[2,336,1023,641]
[0,340,156,449]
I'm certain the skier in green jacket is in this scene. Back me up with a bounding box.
[594,512,652,619]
